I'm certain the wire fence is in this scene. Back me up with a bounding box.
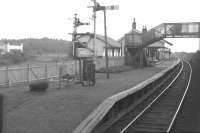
[0,57,125,87]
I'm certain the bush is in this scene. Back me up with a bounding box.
[0,52,34,66]
[29,80,49,92]
[96,66,132,73]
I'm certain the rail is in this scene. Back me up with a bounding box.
[167,59,192,132]
[73,58,181,133]
[119,60,191,132]
[120,60,183,132]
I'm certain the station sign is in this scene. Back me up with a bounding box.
[76,48,93,58]
[105,5,119,10]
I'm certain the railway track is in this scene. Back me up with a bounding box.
[99,60,192,133]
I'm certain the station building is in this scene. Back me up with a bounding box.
[146,40,171,62]
[77,33,123,58]
[118,18,171,67]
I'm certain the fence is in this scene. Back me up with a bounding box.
[0,57,125,86]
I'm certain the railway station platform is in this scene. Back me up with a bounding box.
[3,59,178,133]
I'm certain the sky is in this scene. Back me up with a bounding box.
[0,0,200,52]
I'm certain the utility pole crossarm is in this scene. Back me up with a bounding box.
[104,5,119,10]
[93,5,119,11]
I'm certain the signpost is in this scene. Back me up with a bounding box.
[91,0,97,56]
[92,2,119,79]
[71,14,90,82]
[72,14,90,57]
[105,5,119,10]
[76,48,93,58]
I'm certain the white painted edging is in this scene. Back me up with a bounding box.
[73,59,181,133]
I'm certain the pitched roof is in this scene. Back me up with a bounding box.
[147,39,173,48]
[95,34,121,48]
[148,41,165,48]
[162,40,173,46]
[118,29,142,42]
[77,33,121,48]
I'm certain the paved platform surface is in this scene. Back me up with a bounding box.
[1,59,177,133]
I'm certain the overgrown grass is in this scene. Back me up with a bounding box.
[0,51,34,66]
[96,66,133,73]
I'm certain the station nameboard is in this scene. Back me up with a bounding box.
[76,48,93,57]
[105,5,119,10]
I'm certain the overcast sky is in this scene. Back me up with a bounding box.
[0,0,200,52]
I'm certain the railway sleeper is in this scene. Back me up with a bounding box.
[92,62,181,133]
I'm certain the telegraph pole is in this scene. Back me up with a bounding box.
[92,0,96,56]
[103,9,109,79]
[72,14,78,57]
[89,2,119,79]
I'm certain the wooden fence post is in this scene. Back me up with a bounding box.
[45,64,48,80]
[27,64,30,84]
[75,60,78,77]
[0,94,4,133]
[5,66,9,87]
[56,62,58,77]
[79,59,82,83]
[58,65,62,89]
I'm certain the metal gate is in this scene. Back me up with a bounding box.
[82,59,95,86]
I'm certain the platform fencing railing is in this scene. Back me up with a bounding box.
[0,57,125,87]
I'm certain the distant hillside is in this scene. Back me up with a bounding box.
[1,38,73,56]
[0,52,34,66]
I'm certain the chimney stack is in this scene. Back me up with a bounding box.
[132,18,136,30]
[142,26,147,33]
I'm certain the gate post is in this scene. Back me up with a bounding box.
[0,94,4,133]
[79,58,82,83]
[5,66,9,87]
[45,64,48,80]
[139,48,144,67]
[58,65,63,89]
[27,64,30,84]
